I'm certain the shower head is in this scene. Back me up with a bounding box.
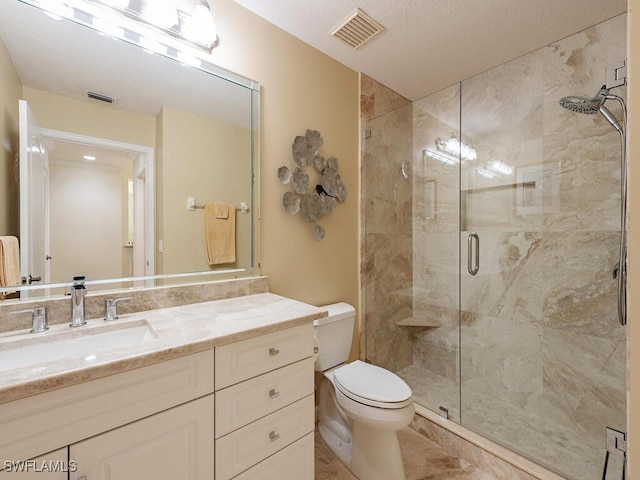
[558,85,609,115]
[558,96,600,114]
[559,85,625,133]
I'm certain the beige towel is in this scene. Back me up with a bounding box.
[205,202,236,265]
[0,236,21,288]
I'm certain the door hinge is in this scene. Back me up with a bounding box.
[606,61,627,89]
[606,427,627,455]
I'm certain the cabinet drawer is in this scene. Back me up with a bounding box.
[215,324,313,389]
[216,357,314,438]
[231,432,314,480]
[216,395,314,480]
[0,349,214,463]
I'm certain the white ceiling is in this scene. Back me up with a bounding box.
[233,0,628,101]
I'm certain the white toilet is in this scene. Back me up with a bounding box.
[314,303,414,480]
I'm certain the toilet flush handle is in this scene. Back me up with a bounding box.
[268,347,280,356]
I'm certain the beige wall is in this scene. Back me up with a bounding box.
[157,106,251,274]
[0,37,21,237]
[205,1,361,357]
[23,87,155,147]
[628,1,638,477]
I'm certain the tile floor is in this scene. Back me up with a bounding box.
[315,427,497,480]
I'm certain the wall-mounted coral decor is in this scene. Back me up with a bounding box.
[278,129,347,240]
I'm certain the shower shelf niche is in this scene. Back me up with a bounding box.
[396,316,440,327]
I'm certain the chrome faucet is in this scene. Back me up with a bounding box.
[10,306,49,333]
[104,297,132,321]
[70,276,87,327]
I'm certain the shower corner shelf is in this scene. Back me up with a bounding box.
[396,316,440,328]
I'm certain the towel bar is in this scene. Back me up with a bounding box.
[186,198,249,214]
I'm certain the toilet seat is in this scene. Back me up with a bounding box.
[333,360,413,409]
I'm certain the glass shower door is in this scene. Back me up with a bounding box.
[458,16,627,479]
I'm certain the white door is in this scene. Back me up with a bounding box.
[18,100,50,294]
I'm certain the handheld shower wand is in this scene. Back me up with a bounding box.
[559,86,627,326]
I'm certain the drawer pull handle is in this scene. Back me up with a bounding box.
[269,430,280,442]
[269,347,280,356]
[269,388,280,399]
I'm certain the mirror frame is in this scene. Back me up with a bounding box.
[2,0,261,300]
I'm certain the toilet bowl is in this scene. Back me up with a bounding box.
[314,303,414,480]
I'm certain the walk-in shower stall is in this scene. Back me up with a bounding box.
[362,13,627,480]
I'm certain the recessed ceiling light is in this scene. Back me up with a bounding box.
[83,155,97,161]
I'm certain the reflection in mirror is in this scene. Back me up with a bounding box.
[0,0,259,301]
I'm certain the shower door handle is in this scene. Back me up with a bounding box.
[468,233,479,276]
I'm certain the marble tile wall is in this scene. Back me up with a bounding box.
[361,75,414,371]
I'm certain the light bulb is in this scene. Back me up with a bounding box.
[186,0,217,46]
[446,137,460,156]
[142,0,178,29]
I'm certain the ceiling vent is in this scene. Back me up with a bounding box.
[83,89,117,105]
[331,8,384,49]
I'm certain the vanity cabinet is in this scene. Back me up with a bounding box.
[1,322,316,480]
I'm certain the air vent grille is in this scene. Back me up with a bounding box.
[331,8,384,49]
[84,89,117,105]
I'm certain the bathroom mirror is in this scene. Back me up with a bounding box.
[0,0,259,300]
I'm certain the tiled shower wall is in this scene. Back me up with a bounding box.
[362,13,627,480]
[360,76,413,372]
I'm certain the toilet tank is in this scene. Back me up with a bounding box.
[314,302,355,372]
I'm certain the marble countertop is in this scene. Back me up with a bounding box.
[0,293,326,404]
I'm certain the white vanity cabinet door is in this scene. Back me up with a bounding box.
[69,394,215,480]
[231,432,314,480]
[215,324,314,389]
[0,448,69,479]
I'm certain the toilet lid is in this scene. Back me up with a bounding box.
[333,360,413,406]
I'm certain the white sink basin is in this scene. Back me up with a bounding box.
[0,320,157,373]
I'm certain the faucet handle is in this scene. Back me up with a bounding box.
[104,297,132,321]
[11,307,49,333]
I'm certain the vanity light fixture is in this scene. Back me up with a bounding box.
[91,0,219,52]
[487,159,513,176]
[423,148,457,167]
[83,155,97,161]
[476,168,497,179]
[26,0,218,54]
[435,135,477,162]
